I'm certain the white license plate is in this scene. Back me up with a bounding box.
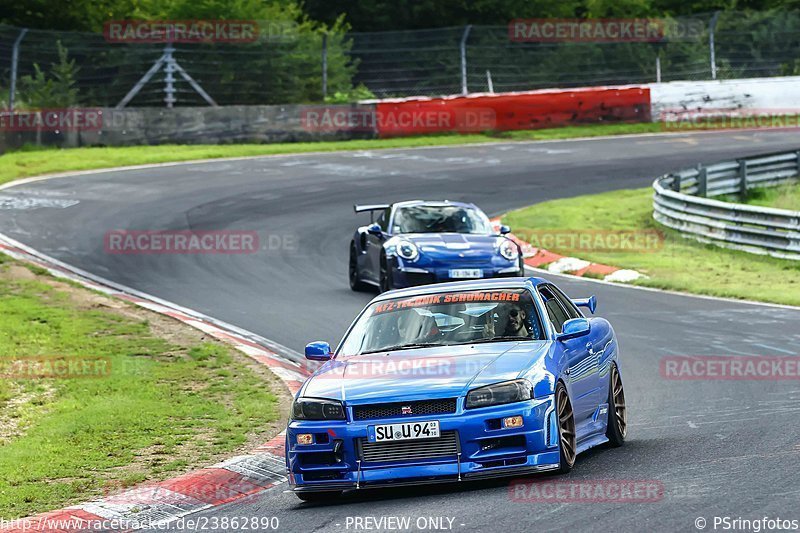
[449,269,483,279]
[368,420,440,443]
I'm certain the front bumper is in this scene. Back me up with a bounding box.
[286,396,560,491]
[392,263,523,288]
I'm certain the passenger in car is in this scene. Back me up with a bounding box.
[483,304,529,338]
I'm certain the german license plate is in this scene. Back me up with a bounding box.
[368,420,440,443]
[449,269,482,279]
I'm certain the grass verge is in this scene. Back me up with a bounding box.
[503,188,800,306]
[0,255,288,519]
[0,122,664,186]
[719,181,800,211]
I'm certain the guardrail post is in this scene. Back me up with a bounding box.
[796,150,800,176]
[738,159,748,200]
[697,164,707,197]
[670,173,681,192]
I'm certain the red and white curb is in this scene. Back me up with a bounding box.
[0,233,310,532]
[491,220,646,282]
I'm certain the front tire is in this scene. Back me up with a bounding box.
[349,243,370,292]
[605,363,627,447]
[379,254,394,293]
[555,382,576,474]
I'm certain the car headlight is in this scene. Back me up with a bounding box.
[291,398,346,420]
[465,379,532,409]
[397,240,419,261]
[499,239,519,261]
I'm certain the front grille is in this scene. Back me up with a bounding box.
[359,431,459,463]
[352,398,457,421]
[405,272,435,286]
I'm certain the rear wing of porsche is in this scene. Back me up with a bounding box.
[354,204,389,222]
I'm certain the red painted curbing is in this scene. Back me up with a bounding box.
[157,468,270,506]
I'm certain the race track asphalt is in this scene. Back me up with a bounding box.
[1,129,799,532]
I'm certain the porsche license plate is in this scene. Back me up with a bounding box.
[368,420,440,443]
[449,269,482,279]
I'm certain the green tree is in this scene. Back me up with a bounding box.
[20,41,80,108]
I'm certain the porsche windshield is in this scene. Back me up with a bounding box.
[338,289,544,355]
[392,205,492,234]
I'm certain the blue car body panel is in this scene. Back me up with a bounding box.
[351,200,523,289]
[286,277,622,492]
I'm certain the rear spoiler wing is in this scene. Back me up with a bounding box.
[354,204,390,222]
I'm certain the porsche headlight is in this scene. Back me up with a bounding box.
[397,240,419,261]
[499,239,519,261]
[291,398,346,420]
[465,379,532,409]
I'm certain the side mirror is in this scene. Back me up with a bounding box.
[557,318,591,341]
[305,341,332,361]
[366,223,382,236]
[499,225,512,235]
[572,295,597,314]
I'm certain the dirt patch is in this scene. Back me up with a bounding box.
[0,383,56,445]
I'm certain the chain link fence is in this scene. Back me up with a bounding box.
[1,10,800,108]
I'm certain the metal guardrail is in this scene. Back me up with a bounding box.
[652,150,800,260]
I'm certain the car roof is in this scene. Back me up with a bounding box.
[392,200,477,210]
[371,276,549,303]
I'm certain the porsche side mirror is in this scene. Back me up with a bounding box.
[557,318,591,341]
[572,295,597,314]
[305,341,333,361]
[367,223,382,236]
[499,225,512,235]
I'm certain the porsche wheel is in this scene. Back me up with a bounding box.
[295,490,341,502]
[379,254,394,293]
[605,363,627,447]
[349,242,370,292]
[555,382,576,473]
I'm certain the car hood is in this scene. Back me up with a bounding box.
[300,341,551,404]
[400,233,501,259]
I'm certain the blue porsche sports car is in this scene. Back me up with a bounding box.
[348,200,524,292]
[286,277,627,501]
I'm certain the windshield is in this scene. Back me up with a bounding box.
[392,205,492,234]
[338,289,544,356]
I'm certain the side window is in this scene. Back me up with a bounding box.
[377,208,391,232]
[538,286,569,333]
[550,286,582,319]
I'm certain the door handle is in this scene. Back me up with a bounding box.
[586,342,593,351]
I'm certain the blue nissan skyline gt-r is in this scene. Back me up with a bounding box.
[348,200,524,292]
[286,277,627,501]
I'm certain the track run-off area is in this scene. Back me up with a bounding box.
[2,129,800,532]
